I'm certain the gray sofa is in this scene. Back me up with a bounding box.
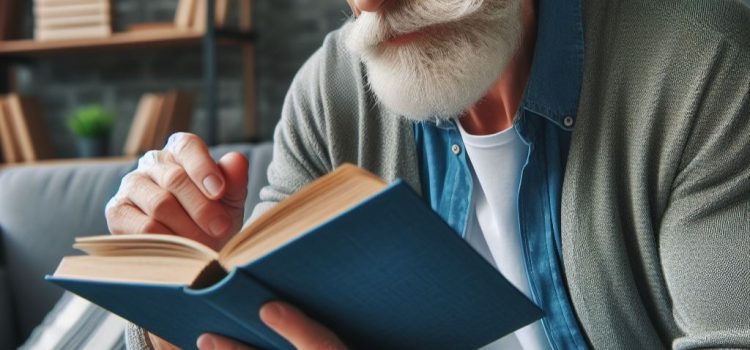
[0,143,274,348]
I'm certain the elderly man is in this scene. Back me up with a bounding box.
[107,0,750,349]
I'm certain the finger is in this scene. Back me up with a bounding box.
[148,333,181,350]
[165,132,226,200]
[217,152,249,237]
[217,152,249,210]
[105,197,174,235]
[121,172,217,248]
[142,161,233,239]
[197,333,255,350]
[260,301,347,350]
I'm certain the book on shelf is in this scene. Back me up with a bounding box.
[214,0,229,28]
[189,0,230,32]
[35,25,112,42]
[33,0,113,41]
[33,2,111,19]
[166,90,194,138]
[124,93,162,157]
[151,91,179,150]
[172,0,232,33]
[150,90,194,149]
[2,94,52,162]
[123,90,193,156]
[0,99,22,164]
[174,0,197,30]
[36,14,111,30]
[33,0,106,6]
[140,94,164,154]
[48,165,543,350]
[192,0,208,33]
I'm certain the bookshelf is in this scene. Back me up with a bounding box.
[0,155,136,169]
[0,29,254,56]
[0,0,257,148]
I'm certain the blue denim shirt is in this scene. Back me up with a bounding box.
[414,0,588,348]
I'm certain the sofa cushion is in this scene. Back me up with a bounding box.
[0,158,135,345]
[0,142,273,346]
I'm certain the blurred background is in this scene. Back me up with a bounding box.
[0,1,351,348]
[0,0,350,160]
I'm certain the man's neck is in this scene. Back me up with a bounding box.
[460,0,537,135]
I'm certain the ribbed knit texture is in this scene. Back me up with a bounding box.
[562,1,750,348]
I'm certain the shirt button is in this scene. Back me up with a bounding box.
[451,144,461,155]
[563,116,575,128]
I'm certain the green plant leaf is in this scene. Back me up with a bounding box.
[68,105,115,138]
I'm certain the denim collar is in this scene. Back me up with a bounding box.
[425,0,584,131]
[520,0,585,129]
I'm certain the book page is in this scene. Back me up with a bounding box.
[74,234,219,261]
[220,164,387,268]
[53,256,210,285]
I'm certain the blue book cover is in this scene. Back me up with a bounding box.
[48,172,543,350]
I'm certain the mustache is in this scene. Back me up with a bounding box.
[348,0,487,48]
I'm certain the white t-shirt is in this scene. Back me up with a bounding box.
[457,120,551,350]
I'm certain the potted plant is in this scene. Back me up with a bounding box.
[68,105,114,158]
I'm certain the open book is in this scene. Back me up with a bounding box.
[54,164,387,288]
[49,164,542,350]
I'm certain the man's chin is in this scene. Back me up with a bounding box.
[346,1,523,122]
[364,59,501,122]
[369,81,478,122]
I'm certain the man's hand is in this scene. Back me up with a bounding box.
[196,301,347,350]
[105,132,249,251]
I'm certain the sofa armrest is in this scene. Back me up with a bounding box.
[0,142,273,346]
[0,158,137,342]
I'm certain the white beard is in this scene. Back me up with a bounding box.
[345,0,522,121]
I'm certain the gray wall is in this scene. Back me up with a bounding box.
[14,0,350,158]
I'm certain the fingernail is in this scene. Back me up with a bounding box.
[203,175,223,197]
[197,334,215,350]
[260,302,284,326]
[209,217,231,238]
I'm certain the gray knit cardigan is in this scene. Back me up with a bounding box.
[128,1,750,348]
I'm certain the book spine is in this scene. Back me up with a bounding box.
[192,0,207,33]
[34,2,111,19]
[123,94,157,156]
[0,99,20,163]
[34,0,105,6]
[36,14,110,30]
[4,95,36,162]
[185,269,292,350]
[174,0,197,30]
[35,25,112,41]
[215,0,229,27]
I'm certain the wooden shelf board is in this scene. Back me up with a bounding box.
[0,156,136,169]
[0,30,216,56]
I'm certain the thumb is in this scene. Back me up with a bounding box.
[197,333,255,350]
[217,152,249,210]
